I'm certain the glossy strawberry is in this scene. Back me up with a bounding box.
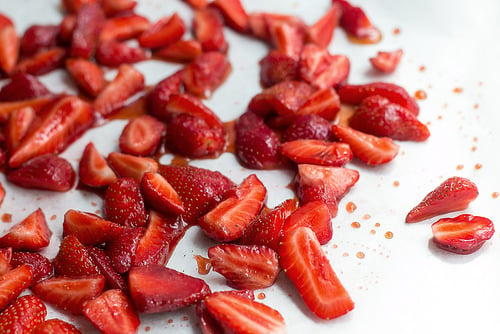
[95,40,148,67]
[0,96,53,123]
[282,114,333,142]
[70,3,105,59]
[0,208,51,251]
[306,3,341,48]
[4,107,36,155]
[147,70,183,122]
[103,177,148,227]
[0,264,33,311]
[183,0,208,9]
[58,14,76,44]
[281,200,333,244]
[66,58,105,97]
[431,214,495,254]
[87,246,129,292]
[61,0,99,14]
[279,226,354,319]
[0,295,46,333]
[0,248,11,275]
[15,47,67,76]
[119,115,165,156]
[20,24,59,56]
[0,14,19,75]
[370,49,403,73]
[101,0,137,16]
[79,142,118,188]
[140,172,185,216]
[138,13,185,49]
[105,227,143,273]
[406,177,479,223]
[99,13,151,42]
[108,151,159,182]
[212,0,250,32]
[63,209,125,246]
[335,0,381,43]
[155,39,203,63]
[165,93,225,128]
[268,20,304,60]
[10,252,53,285]
[53,235,101,277]
[33,319,82,334]
[281,140,353,167]
[0,72,50,102]
[248,12,306,43]
[259,50,299,88]
[193,7,228,53]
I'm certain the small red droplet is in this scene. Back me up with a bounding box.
[453,87,463,93]
[393,27,401,35]
[419,65,426,72]
[362,214,371,220]
[492,192,499,199]
[456,164,464,170]
[393,180,400,187]
[356,251,365,259]
[194,255,212,275]
[384,231,394,239]
[414,90,427,100]
[351,221,361,228]
[257,292,266,300]
[474,163,482,170]
[50,214,57,221]
[1,213,12,223]
[346,201,357,213]
[374,222,381,228]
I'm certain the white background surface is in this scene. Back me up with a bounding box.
[1,0,500,333]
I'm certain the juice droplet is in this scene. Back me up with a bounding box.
[144,326,151,332]
[474,163,482,170]
[473,103,479,109]
[473,137,478,142]
[171,155,189,166]
[453,87,463,93]
[182,316,189,321]
[471,146,477,152]
[384,231,394,239]
[374,222,381,227]
[167,319,173,324]
[332,244,338,249]
[342,252,349,257]
[393,27,401,35]
[362,214,371,220]
[346,201,357,213]
[50,214,57,221]
[419,65,426,72]
[351,221,361,229]
[393,180,400,187]
[414,89,427,100]
[370,229,376,235]
[257,292,266,300]
[194,255,212,275]
[356,251,365,259]
[91,201,97,207]
[1,213,12,223]
[492,192,499,199]
[456,164,464,170]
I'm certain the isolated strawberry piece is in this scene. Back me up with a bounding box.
[66,58,105,97]
[281,140,353,167]
[306,3,341,48]
[103,177,148,227]
[105,227,144,273]
[0,264,33,311]
[0,295,46,333]
[10,252,53,285]
[70,3,105,59]
[20,24,59,56]
[370,49,403,73]
[0,14,19,75]
[0,208,51,251]
[0,72,50,102]
[0,96,52,124]
[208,244,279,290]
[200,174,267,242]
[63,209,125,246]
[0,248,11,276]
[204,291,286,334]
[335,0,381,43]
[95,40,148,67]
[33,275,105,315]
[332,124,400,165]
[99,13,151,42]
[140,172,184,216]
[281,200,333,244]
[147,70,183,122]
[183,51,232,98]
[107,152,158,182]
[83,289,140,334]
[155,39,202,63]
[54,235,101,277]
[282,114,333,142]
[79,142,118,188]
[119,115,165,156]
[33,319,82,334]
[431,214,495,254]
[138,13,185,49]
[193,7,228,53]
[259,50,299,88]
[15,47,67,76]
[101,0,137,16]
[406,177,479,223]
[211,0,249,32]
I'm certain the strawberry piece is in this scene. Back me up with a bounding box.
[129,264,211,313]
[132,211,188,267]
[103,177,148,227]
[8,95,94,168]
[159,164,235,224]
[119,115,165,156]
[0,208,51,251]
[165,93,225,128]
[140,172,184,216]
[87,246,129,292]
[332,124,399,165]
[8,154,76,192]
[53,235,101,278]
[66,58,105,97]
[79,142,118,188]
[155,39,202,63]
[211,0,249,32]
[182,51,232,98]
[0,96,52,124]
[281,140,353,167]
[370,49,403,73]
[0,295,46,333]
[59,15,77,44]
[105,227,143,273]
[268,21,304,60]
[147,70,183,122]
[282,114,333,142]
[239,198,298,250]
[0,264,33,311]
[101,0,137,16]
[33,319,82,334]
[299,43,350,89]
[200,174,267,242]
[259,50,299,88]
[4,107,36,155]
[406,177,479,223]
[335,0,381,43]
[249,12,306,43]
[0,14,19,75]
[193,7,228,53]
[296,87,340,121]
[20,24,59,56]
[0,72,50,102]
[15,47,67,76]
[33,275,105,315]
[204,291,286,334]
[10,252,53,285]
[306,3,341,48]
[107,152,159,182]
[338,81,420,115]
[94,64,145,118]
[95,40,148,67]
[350,95,430,141]
[431,214,495,254]
[99,14,151,42]
[83,289,140,334]
[235,111,282,169]
[0,248,12,276]
[61,0,99,14]
[63,209,125,246]
[70,3,106,59]
[279,226,354,319]
[183,0,208,9]
[208,244,279,289]
[281,200,333,244]
[138,13,185,49]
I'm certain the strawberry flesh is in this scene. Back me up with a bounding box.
[78,142,118,188]
[155,39,203,63]
[282,114,334,142]
[140,172,185,216]
[193,7,228,53]
[20,24,59,56]
[103,177,148,227]
[119,115,165,156]
[0,264,34,311]
[211,0,250,33]
[87,246,129,293]
[259,50,299,88]
[32,319,82,334]
[66,58,105,97]
[147,70,183,122]
[63,209,125,246]
[370,49,403,73]
[105,227,144,273]
[95,40,148,67]
[107,151,159,182]
[306,3,341,48]
[70,3,105,59]
[280,139,353,167]
[138,13,186,49]
[0,208,52,251]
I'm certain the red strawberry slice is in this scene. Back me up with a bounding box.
[63,209,125,246]
[4,106,35,154]
[370,49,403,73]
[87,246,129,293]
[279,226,354,319]
[332,124,399,165]
[335,0,381,43]
[155,39,202,63]
[406,177,479,223]
[66,58,105,97]
[147,70,183,122]
[182,51,232,98]
[58,14,76,44]
[0,248,11,276]
[0,295,46,333]
[140,172,185,216]
[249,12,306,43]
[0,72,50,102]
[239,198,298,250]
[101,0,137,17]
[204,291,286,334]
[10,252,53,285]
[0,96,53,123]
[0,264,33,311]
[281,140,353,167]
[53,235,101,277]
[129,264,211,313]
[281,200,333,244]
[105,227,144,273]
[8,95,94,168]
[99,13,151,42]
[183,0,208,9]
[138,13,186,49]
[165,93,225,129]
[306,3,341,48]
[15,47,67,76]
[83,289,140,334]
[0,208,51,251]
[7,154,76,192]
[70,3,105,59]
[259,50,299,88]
[211,0,249,32]
[103,176,148,227]
[107,152,158,182]
[208,244,279,290]
[282,114,334,142]
[95,40,148,67]
[200,174,267,242]
[79,142,118,188]
[0,14,19,75]
[33,275,105,315]
[33,319,82,334]
[61,0,99,14]
[431,214,495,254]
[268,21,304,60]
[119,115,165,156]
[193,7,228,53]
[350,95,430,141]
[20,24,59,56]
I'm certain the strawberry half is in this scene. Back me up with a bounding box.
[335,0,381,43]
[138,13,186,49]
[103,177,148,227]
[0,208,51,251]
[20,24,59,57]
[406,177,479,223]
[66,58,105,97]
[0,14,19,75]
[4,106,36,155]
[99,13,151,42]
[279,226,354,319]
[105,227,144,273]
[107,152,159,182]
[78,142,118,188]
[119,115,165,156]
[10,251,53,285]
[431,214,495,254]
[193,7,228,53]
[53,235,101,277]
[63,209,125,246]
[306,3,341,48]
[101,0,137,16]
[15,47,67,76]
[32,319,82,334]
[165,93,225,128]
[140,172,184,216]
[0,295,46,333]
[268,20,304,60]
[0,96,53,123]
[370,49,403,73]
[155,39,203,63]
[211,0,250,33]
[280,139,353,167]
[0,72,50,102]
[0,264,33,311]
[147,70,183,122]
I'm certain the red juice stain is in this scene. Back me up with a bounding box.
[384,231,394,239]
[393,27,401,35]
[453,87,463,94]
[393,180,400,187]
[419,65,426,72]
[1,213,12,223]
[346,201,357,213]
[414,90,427,100]
[356,251,365,259]
[194,255,212,275]
[144,326,151,332]
[362,214,371,220]
[473,104,479,109]
[351,221,361,229]
[167,319,173,324]
[332,244,338,249]
[182,316,188,321]
[342,252,349,257]
[492,192,499,199]
[224,120,236,154]
[107,95,147,121]
[474,163,482,170]
[471,146,477,152]
[370,229,376,235]
[50,214,57,221]
[456,164,464,170]
[374,222,380,228]
[257,292,266,300]
[171,155,189,166]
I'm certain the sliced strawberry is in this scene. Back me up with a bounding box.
[406,177,479,223]
[204,291,286,334]
[295,87,340,121]
[208,244,279,290]
[140,172,184,216]
[268,21,304,60]
[93,64,145,118]
[0,295,46,333]
[0,208,51,251]
[99,13,151,42]
[306,3,341,48]
[138,13,185,49]
[83,289,140,334]
[107,151,159,182]
[0,264,33,311]
[87,246,129,292]
[103,176,148,227]
[370,49,403,73]
[10,252,53,285]
[183,0,208,9]
[105,227,143,273]
[335,0,381,43]
[282,114,333,142]
[281,200,333,244]
[431,214,495,254]
[165,93,225,128]
[155,39,202,63]
[79,142,118,188]
[132,211,188,267]
[15,47,67,76]
[66,58,105,97]
[101,0,137,16]
[281,140,352,167]
[119,115,165,156]
[33,275,105,315]
[70,3,106,59]
[182,51,232,98]
[0,96,53,124]
[200,174,267,242]
[0,248,11,276]
[279,226,354,319]
[0,72,50,102]
[193,7,228,53]
[249,12,306,43]
[63,209,125,245]
[147,69,183,122]
[211,0,249,32]
[33,319,82,334]
[8,95,94,168]
[0,14,19,75]
[337,81,420,115]
[129,264,211,313]
[235,111,282,169]
[332,124,399,165]
[4,106,36,155]
[239,198,298,250]
[58,14,77,44]
[96,40,148,67]
[259,50,299,88]
[20,24,59,56]
[61,0,99,14]
[53,235,101,277]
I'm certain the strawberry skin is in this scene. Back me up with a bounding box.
[138,13,185,49]
[306,3,341,48]
[140,172,185,216]
[193,7,228,53]
[211,0,250,33]
[20,24,59,56]
[0,264,34,311]
[107,152,159,182]
[431,214,495,254]
[63,209,125,246]
[10,252,53,285]
[87,246,129,293]
[0,295,47,333]
[53,234,101,277]
[0,14,19,75]
[70,3,105,59]
[105,227,144,273]
[280,139,353,167]
[282,114,333,142]
[406,177,479,223]
[155,39,202,63]
[103,177,148,227]
[259,50,299,88]
[66,58,105,97]
[0,208,51,251]
[147,70,183,123]
[99,13,151,42]
[0,72,50,102]
[33,319,82,334]
[279,226,354,319]
[95,40,148,67]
